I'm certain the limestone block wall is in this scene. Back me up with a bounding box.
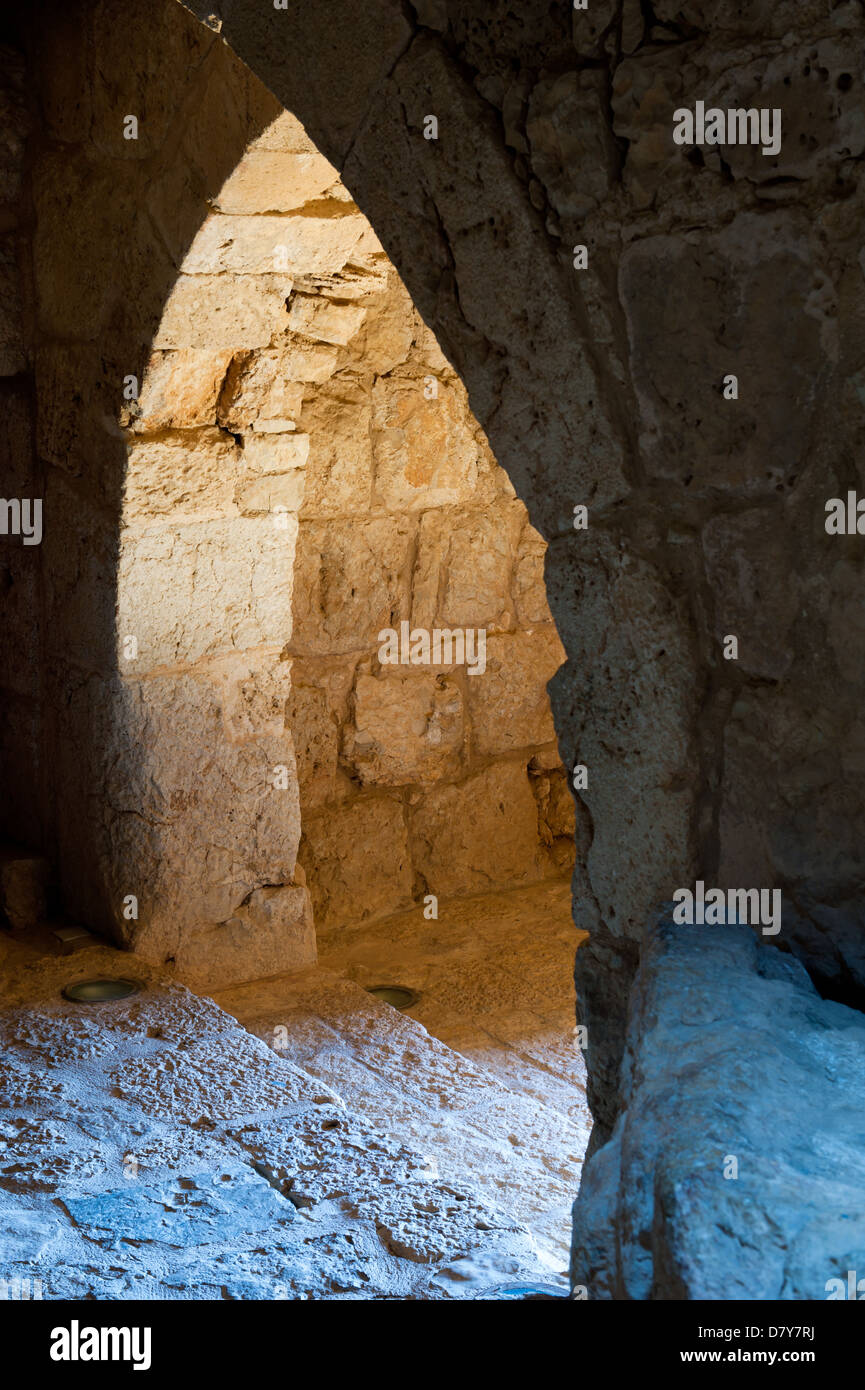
[127,103,575,938]
[286,271,574,929]
[18,11,318,988]
[1,1,573,987]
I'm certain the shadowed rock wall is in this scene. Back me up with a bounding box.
[168,0,865,1143]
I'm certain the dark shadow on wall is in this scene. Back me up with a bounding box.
[8,0,296,949]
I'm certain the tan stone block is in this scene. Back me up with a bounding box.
[204,648,294,745]
[299,795,413,928]
[547,769,576,840]
[531,764,577,857]
[467,629,564,756]
[172,884,316,990]
[291,517,415,655]
[217,349,306,430]
[132,350,233,432]
[351,269,416,375]
[288,294,366,346]
[52,660,302,955]
[116,514,297,671]
[248,108,319,155]
[286,659,355,807]
[250,417,300,433]
[236,471,305,515]
[414,318,455,377]
[294,261,389,303]
[412,502,525,631]
[183,212,368,276]
[214,149,339,213]
[240,432,310,474]
[280,337,340,383]
[514,522,553,625]
[123,430,242,526]
[299,380,373,516]
[371,375,497,511]
[409,762,544,896]
[154,274,293,351]
[345,668,465,785]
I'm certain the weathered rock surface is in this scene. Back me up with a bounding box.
[0,937,566,1299]
[571,916,865,1299]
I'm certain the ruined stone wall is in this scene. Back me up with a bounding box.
[1,0,572,986]
[286,261,573,930]
[126,90,574,940]
[13,6,310,988]
[12,0,865,1155]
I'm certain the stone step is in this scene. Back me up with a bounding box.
[0,947,550,1299]
[213,965,588,1268]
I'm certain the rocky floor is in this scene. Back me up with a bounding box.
[0,880,589,1299]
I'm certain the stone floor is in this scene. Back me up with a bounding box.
[0,879,589,1300]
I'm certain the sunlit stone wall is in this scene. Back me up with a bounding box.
[7,3,572,987]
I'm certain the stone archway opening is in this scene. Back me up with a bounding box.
[0,1,593,1288]
[124,88,592,1270]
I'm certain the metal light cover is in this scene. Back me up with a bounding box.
[62,978,141,1003]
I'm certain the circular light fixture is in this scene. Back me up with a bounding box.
[365,984,418,1010]
[62,978,141,1003]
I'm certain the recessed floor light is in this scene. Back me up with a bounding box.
[62,978,140,1003]
[365,984,418,1010]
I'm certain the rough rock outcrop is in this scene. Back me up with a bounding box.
[571,916,865,1299]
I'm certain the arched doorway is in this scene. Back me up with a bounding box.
[3,0,592,1276]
